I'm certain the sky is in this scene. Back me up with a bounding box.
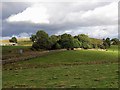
[1,0,119,39]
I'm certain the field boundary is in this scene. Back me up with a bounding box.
[2,49,66,65]
[3,60,119,70]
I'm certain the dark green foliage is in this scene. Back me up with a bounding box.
[31,30,51,50]
[32,42,40,50]
[50,35,58,44]
[99,44,106,49]
[75,34,92,49]
[82,42,90,49]
[92,44,97,48]
[105,38,111,47]
[111,38,119,45]
[31,30,119,50]
[73,39,81,48]
[51,42,61,49]
[102,38,111,49]
[90,38,102,48]
[49,35,59,49]
[30,34,36,42]
[9,37,17,43]
[103,41,109,49]
[59,33,74,49]
[77,34,90,43]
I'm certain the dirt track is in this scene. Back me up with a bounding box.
[2,49,66,64]
[3,59,119,71]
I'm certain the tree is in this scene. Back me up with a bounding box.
[105,38,111,47]
[59,33,74,50]
[32,30,51,50]
[73,39,81,48]
[32,42,40,50]
[49,35,58,47]
[77,34,90,43]
[51,42,61,49]
[89,38,102,48]
[102,38,109,49]
[99,44,106,49]
[9,37,17,43]
[82,42,91,49]
[111,38,119,45]
[102,38,111,49]
[30,34,36,42]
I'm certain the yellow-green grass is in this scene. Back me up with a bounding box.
[2,45,119,88]
[3,63,118,88]
[1,38,32,46]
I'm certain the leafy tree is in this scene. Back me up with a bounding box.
[99,44,106,49]
[111,38,119,45]
[32,30,51,50]
[102,38,111,49]
[105,38,111,47]
[92,44,96,48]
[90,38,102,48]
[77,34,91,49]
[9,37,17,43]
[73,39,81,48]
[30,34,36,42]
[51,42,61,49]
[32,42,40,50]
[49,35,58,47]
[82,42,90,49]
[103,38,109,49]
[59,33,74,50]
[77,34,90,43]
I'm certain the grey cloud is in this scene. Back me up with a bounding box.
[2,2,118,39]
[2,2,31,19]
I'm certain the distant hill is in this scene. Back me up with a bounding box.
[0,38,32,46]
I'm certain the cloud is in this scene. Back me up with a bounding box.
[55,25,118,39]
[6,4,50,24]
[2,0,119,2]
[55,2,117,26]
[12,32,32,38]
[6,2,117,26]
[3,2,118,39]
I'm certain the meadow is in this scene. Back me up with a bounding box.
[2,45,119,88]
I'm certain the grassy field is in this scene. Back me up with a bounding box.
[2,45,119,88]
[1,38,32,46]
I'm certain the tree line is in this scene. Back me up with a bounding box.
[29,30,119,50]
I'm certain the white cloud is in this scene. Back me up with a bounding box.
[6,2,117,26]
[12,32,32,38]
[62,2,118,26]
[81,2,117,25]
[4,2,118,38]
[6,4,50,24]
[2,0,119,2]
[55,25,118,39]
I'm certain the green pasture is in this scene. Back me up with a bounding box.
[2,45,119,88]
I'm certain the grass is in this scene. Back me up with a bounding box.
[3,64,118,88]
[17,50,118,65]
[1,38,32,46]
[108,45,118,52]
[2,45,119,88]
[17,40,32,46]
[2,46,31,54]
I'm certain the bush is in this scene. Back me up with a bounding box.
[92,44,96,48]
[9,37,17,43]
[51,43,61,49]
[73,39,81,48]
[99,44,106,49]
[82,42,90,49]
[32,42,39,50]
